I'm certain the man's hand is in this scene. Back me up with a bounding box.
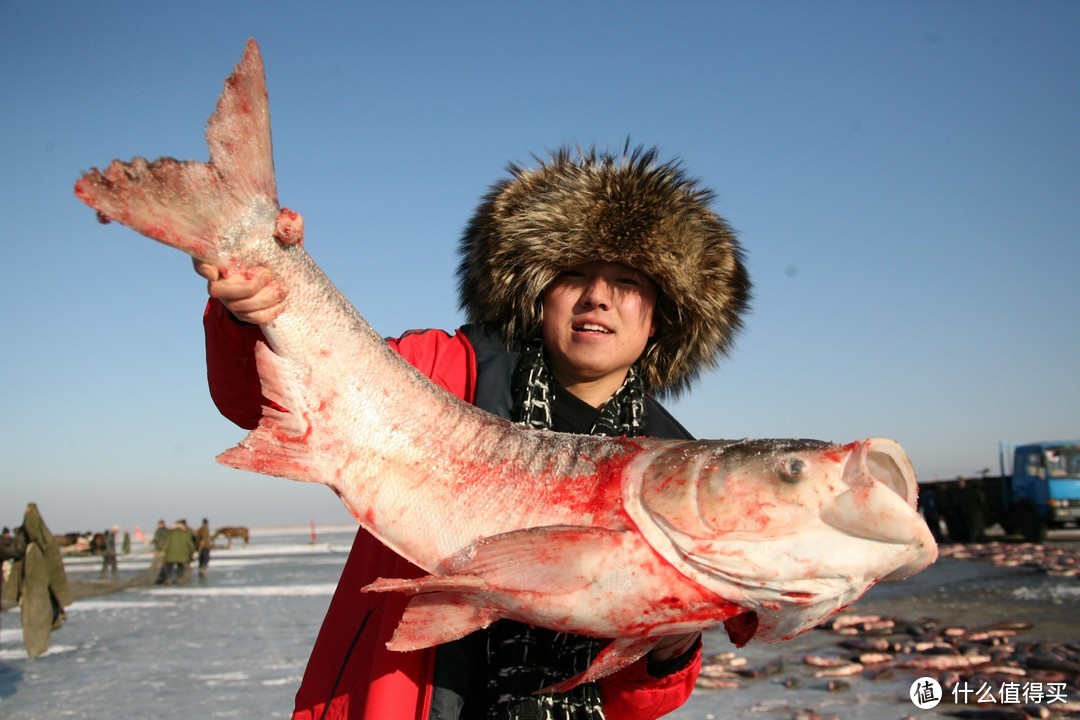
[194,260,286,325]
[193,207,304,325]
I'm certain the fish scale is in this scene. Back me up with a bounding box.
[74,39,937,692]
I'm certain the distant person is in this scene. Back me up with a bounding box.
[161,520,196,585]
[963,480,990,543]
[152,519,169,585]
[152,519,168,552]
[919,487,943,542]
[122,530,131,555]
[0,525,24,594]
[943,480,969,543]
[4,503,74,658]
[195,518,213,577]
[99,525,119,579]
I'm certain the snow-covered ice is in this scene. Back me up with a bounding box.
[1,526,355,719]
[3,527,1075,719]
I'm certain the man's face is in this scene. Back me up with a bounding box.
[540,260,658,394]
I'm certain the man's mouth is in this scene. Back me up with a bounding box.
[573,322,613,334]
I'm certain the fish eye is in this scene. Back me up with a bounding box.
[779,457,806,484]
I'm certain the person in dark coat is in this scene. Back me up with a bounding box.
[99,525,119,579]
[161,520,196,585]
[1,503,74,658]
[195,518,213,576]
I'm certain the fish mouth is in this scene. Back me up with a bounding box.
[820,438,927,549]
[849,437,918,506]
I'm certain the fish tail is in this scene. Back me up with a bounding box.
[73,39,278,263]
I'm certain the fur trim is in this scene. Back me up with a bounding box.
[457,145,751,397]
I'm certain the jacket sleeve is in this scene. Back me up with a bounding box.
[385,328,478,402]
[203,300,478,427]
[203,299,272,430]
[597,639,703,720]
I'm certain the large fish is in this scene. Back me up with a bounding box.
[74,39,937,691]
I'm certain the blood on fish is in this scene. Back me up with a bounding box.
[823,449,846,463]
[236,452,310,480]
[540,456,632,518]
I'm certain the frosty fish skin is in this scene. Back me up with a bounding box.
[74,39,937,691]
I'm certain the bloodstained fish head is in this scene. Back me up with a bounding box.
[639,437,931,549]
[627,437,938,644]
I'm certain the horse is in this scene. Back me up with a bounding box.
[54,532,80,547]
[212,526,249,548]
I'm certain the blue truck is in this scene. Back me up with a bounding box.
[999,441,1080,542]
[921,441,1080,543]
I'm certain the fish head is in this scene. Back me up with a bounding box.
[625,437,938,643]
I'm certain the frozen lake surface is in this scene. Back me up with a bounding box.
[1,526,353,719]
[2,527,1076,719]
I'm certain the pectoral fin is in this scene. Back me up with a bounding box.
[363,526,633,651]
[376,588,501,651]
[540,637,659,694]
[441,525,630,592]
[216,342,320,483]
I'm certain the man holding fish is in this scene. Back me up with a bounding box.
[77,40,935,720]
[195,145,751,719]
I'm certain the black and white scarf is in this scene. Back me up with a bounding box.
[482,338,647,720]
[512,338,646,438]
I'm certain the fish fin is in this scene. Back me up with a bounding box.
[204,39,277,204]
[540,637,658,694]
[385,591,501,651]
[250,341,311,436]
[443,526,628,594]
[216,433,320,484]
[363,575,488,596]
[362,575,502,649]
[73,39,276,263]
[363,529,633,653]
[216,341,318,482]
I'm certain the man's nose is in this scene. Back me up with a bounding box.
[580,276,612,308]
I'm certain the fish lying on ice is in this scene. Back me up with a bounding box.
[73,39,938,691]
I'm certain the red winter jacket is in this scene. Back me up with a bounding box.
[203,299,702,720]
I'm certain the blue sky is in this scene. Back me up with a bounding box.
[2,2,1077,533]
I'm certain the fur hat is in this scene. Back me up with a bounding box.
[457,144,751,397]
